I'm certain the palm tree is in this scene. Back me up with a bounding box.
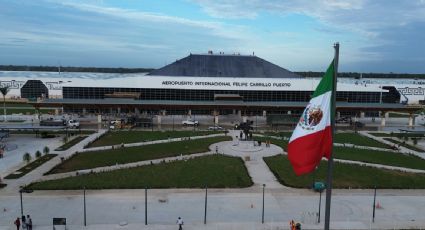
[23,152,32,164]
[0,86,10,122]
[43,146,50,155]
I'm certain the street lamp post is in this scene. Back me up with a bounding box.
[83,187,86,226]
[318,190,322,223]
[262,184,265,224]
[372,186,377,223]
[204,185,208,224]
[18,188,33,218]
[19,190,23,217]
[145,187,148,225]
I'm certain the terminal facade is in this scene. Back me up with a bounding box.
[1,53,420,126]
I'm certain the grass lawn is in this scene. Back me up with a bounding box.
[333,133,390,149]
[259,132,390,149]
[4,154,58,179]
[262,132,292,138]
[48,136,231,174]
[11,130,95,135]
[28,155,252,190]
[383,138,424,152]
[0,108,55,115]
[254,136,288,150]
[4,102,31,107]
[388,112,412,118]
[369,132,425,138]
[333,147,425,170]
[264,155,425,189]
[87,130,223,148]
[55,136,88,151]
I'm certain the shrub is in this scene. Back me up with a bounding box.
[43,146,50,155]
[41,132,55,138]
[35,151,42,158]
[23,152,32,164]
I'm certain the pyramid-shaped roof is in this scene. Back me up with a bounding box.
[148,54,301,78]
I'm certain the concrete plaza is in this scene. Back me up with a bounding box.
[1,125,425,229]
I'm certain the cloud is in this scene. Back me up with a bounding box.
[192,0,425,72]
[0,0,256,67]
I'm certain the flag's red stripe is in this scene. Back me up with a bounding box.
[287,126,332,176]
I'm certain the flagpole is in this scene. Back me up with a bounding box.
[324,42,339,230]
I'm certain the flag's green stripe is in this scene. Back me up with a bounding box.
[312,60,334,98]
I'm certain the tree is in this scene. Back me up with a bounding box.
[35,150,42,158]
[62,136,68,144]
[0,86,10,122]
[43,146,50,155]
[23,152,32,164]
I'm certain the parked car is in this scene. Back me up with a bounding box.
[208,126,223,130]
[67,119,80,128]
[336,116,351,123]
[182,120,199,126]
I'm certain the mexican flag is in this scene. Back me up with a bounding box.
[288,60,335,175]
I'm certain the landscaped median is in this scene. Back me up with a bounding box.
[264,155,425,189]
[333,146,425,170]
[47,136,232,174]
[4,154,58,179]
[259,132,391,149]
[55,136,88,151]
[28,155,252,190]
[383,138,424,152]
[87,130,223,148]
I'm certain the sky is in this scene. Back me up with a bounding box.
[0,0,424,73]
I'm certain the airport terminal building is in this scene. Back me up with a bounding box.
[0,53,422,125]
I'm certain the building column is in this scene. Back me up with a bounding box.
[233,109,236,115]
[117,107,121,114]
[336,111,341,119]
[55,108,59,116]
[381,111,388,126]
[157,115,162,128]
[134,108,140,115]
[188,109,192,116]
[287,110,292,115]
[242,116,247,123]
[408,113,415,127]
[360,111,365,118]
[82,108,87,115]
[263,110,267,117]
[237,110,242,118]
[161,110,166,116]
[214,115,219,125]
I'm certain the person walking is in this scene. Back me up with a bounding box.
[26,215,32,230]
[176,217,184,230]
[13,217,20,230]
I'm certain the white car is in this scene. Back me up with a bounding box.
[182,120,199,126]
[67,119,80,128]
[208,126,223,130]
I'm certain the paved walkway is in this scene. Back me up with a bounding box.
[1,130,108,194]
[1,189,425,229]
[360,131,425,159]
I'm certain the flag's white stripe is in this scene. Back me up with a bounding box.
[289,91,332,142]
